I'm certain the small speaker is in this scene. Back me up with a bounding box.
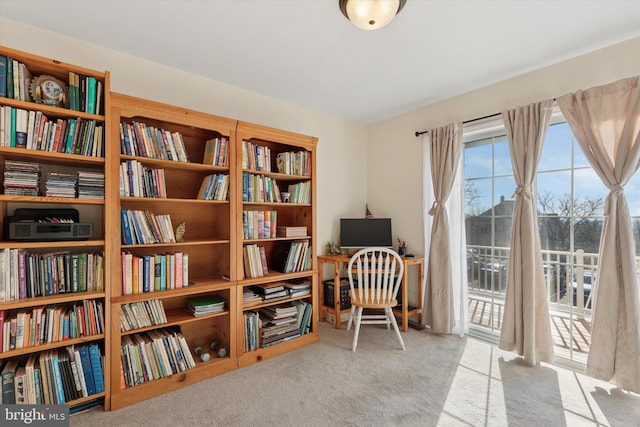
[14,224,31,237]
[76,224,92,237]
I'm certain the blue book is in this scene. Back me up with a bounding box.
[6,57,13,99]
[0,56,6,97]
[64,118,77,153]
[120,210,133,245]
[142,256,151,293]
[88,344,104,393]
[78,345,95,395]
[86,77,97,114]
[160,256,167,290]
[49,351,66,403]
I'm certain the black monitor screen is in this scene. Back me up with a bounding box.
[340,218,393,249]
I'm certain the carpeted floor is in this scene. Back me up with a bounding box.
[70,321,639,426]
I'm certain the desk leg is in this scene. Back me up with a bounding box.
[318,259,326,323]
[333,263,341,329]
[417,261,425,328]
[401,267,409,332]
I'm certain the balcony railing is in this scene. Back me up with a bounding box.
[467,244,640,364]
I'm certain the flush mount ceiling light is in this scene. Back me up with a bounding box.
[339,0,407,30]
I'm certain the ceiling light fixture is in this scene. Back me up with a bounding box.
[339,0,407,30]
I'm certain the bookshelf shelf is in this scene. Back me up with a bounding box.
[120,307,230,337]
[0,334,106,360]
[0,240,105,250]
[120,155,229,172]
[0,146,106,165]
[0,94,106,121]
[0,195,105,204]
[0,291,105,310]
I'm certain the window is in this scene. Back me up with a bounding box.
[463,109,640,365]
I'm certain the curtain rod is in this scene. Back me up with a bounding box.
[415,98,558,137]
[414,112,500,137]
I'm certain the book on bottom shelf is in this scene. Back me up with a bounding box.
[0,343,104,405]
[120,326,195,388]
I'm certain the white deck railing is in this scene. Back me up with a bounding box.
[467,245,640,316]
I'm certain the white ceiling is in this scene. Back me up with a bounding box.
[2,0,640,125]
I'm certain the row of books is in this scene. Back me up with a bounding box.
[119,159,167,198]
[197,173,229,200]
[120,327,196,388]
[0,343,105,405]
[286,181,311,204]
[120,299,168,332]
[242,244,269,279]
[68,71,103,114]
[242,300,312,351]
[242,210,277,240]
[242,139,272,172]
[120,209,176,245]
[203,137,230,167]
[119,121,189,162]
[271,240,312,273]
[0,249,104,302]
[275,151,311,176]
[0,300,104,353]
[120,251,189,295]
[0,55,32,102]
[242,172,282,203]
[0,107,104,157]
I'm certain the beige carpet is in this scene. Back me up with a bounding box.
[70,322,639,426]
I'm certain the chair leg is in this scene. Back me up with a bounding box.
[385,307,405,350]
[347,305,356,331]
[352,307,363,352]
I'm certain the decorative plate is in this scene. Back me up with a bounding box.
[30,74,68,108]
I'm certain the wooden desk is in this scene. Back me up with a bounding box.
[317,254,424,332]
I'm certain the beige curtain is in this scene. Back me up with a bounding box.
[424,123,463,334]
[556,76,640,393]
[499,100,555,365]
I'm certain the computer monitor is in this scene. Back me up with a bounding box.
[339,218,393,249]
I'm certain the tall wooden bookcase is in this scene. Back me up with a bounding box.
[1,46,319,411]
[107,94,239,410]
[0,46,111,410]
[234,122,318,367]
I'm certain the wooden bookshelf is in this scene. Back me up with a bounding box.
[0,46,111,410]
[234,121,318,367]
[108,93,238,410]
[1,46,319,411]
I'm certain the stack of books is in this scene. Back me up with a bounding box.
[276,226,307,238]
[259,304,301,347]
[3,160,40,196]
[242,288,263,307]
[284,279,312,298]
[251,282,289,303]
[77,170,105,199]
[45,172,77,197]
[186,295,225,317]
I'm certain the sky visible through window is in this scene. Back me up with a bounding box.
[464,122,640,217]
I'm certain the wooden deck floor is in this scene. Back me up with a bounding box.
[468,293,591,365]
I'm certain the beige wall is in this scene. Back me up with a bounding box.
[0,17,369,256]
[368,36,640,264]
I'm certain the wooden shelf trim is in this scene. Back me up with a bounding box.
[119,307,230,336]
[0,334,105,360]
[0,291,106,310]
